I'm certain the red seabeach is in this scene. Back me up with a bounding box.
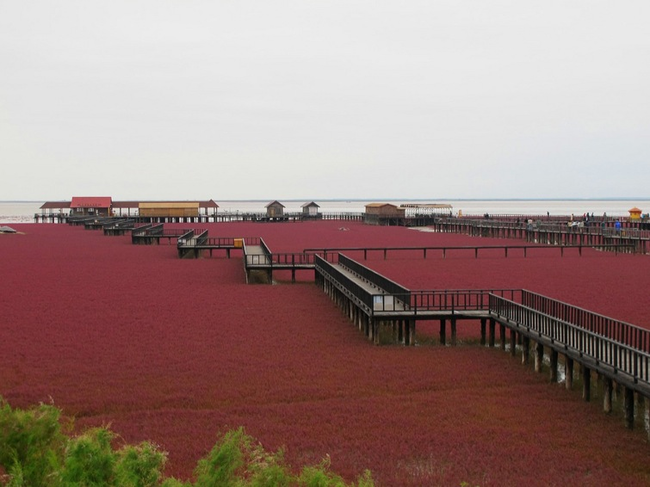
[1,221,649,485]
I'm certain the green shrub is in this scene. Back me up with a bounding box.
[60,427,116,484]
[0,398,65,486]
[193,426,292,487]
[0,398,373,487]
[115,442,168,487]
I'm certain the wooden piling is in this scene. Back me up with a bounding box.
[534,342,544,373]
[488,319,495,348]
[603,377,613,413]
[582,366,591,402]
[565,357,574,390]
[521,336,530,365]
[549,350,558,383]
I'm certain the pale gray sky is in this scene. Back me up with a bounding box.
[1,1,649,201]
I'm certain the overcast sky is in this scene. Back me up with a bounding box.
[1,1,648,201]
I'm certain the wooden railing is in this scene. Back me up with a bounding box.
[521,290,650,352]
[490,295,650,384]
[315,255,374,313]
[338,254,409,297]
[304,244,627,260]
[369,289,521,314]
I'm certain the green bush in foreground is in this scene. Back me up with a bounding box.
[0,398,373,487]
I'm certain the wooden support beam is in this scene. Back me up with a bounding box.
[480,319,486,346]
[499,324,506,350]
[409,320,416,346]
[450,317,457,346]
[603,377,613,413]
[488,319,495,348]
[582,365,591,402]
[521,336,530,365]
[565,358,574,390]
[439,319,446,346]
[549,350,558,383]
[510,329,516,356]
[534,342,544,373]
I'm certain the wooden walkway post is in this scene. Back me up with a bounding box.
[510,329,516,356]
[440,319,446,345]
[582,366,591,401]
[488,319,496,348]
[450,317,457,346]
[603,377,613,413]
[534,342,544,373]
[521,336,530,365]
[480,318,486,346]
[549,350,558,383]
[404,319,411,345]
[565,357,574,390]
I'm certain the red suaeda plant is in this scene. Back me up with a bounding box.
[1,222,649,485]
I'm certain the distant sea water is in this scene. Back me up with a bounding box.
[1,199,649,224]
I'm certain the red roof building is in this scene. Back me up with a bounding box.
[70,197,113,216]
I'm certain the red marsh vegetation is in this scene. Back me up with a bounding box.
[1,221,649,486]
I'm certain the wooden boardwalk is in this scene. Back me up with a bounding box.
[315,253,650,430]
[305,243,634,260]
[428,217,650,254]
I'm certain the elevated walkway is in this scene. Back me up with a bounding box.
[315,252,650,428]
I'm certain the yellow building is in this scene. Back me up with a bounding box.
[628,207,643,220]
[139,202,200,218]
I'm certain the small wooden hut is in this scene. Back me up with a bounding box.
[266,201,285,218]
[364,203,405,225]
[301,202,320,217]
